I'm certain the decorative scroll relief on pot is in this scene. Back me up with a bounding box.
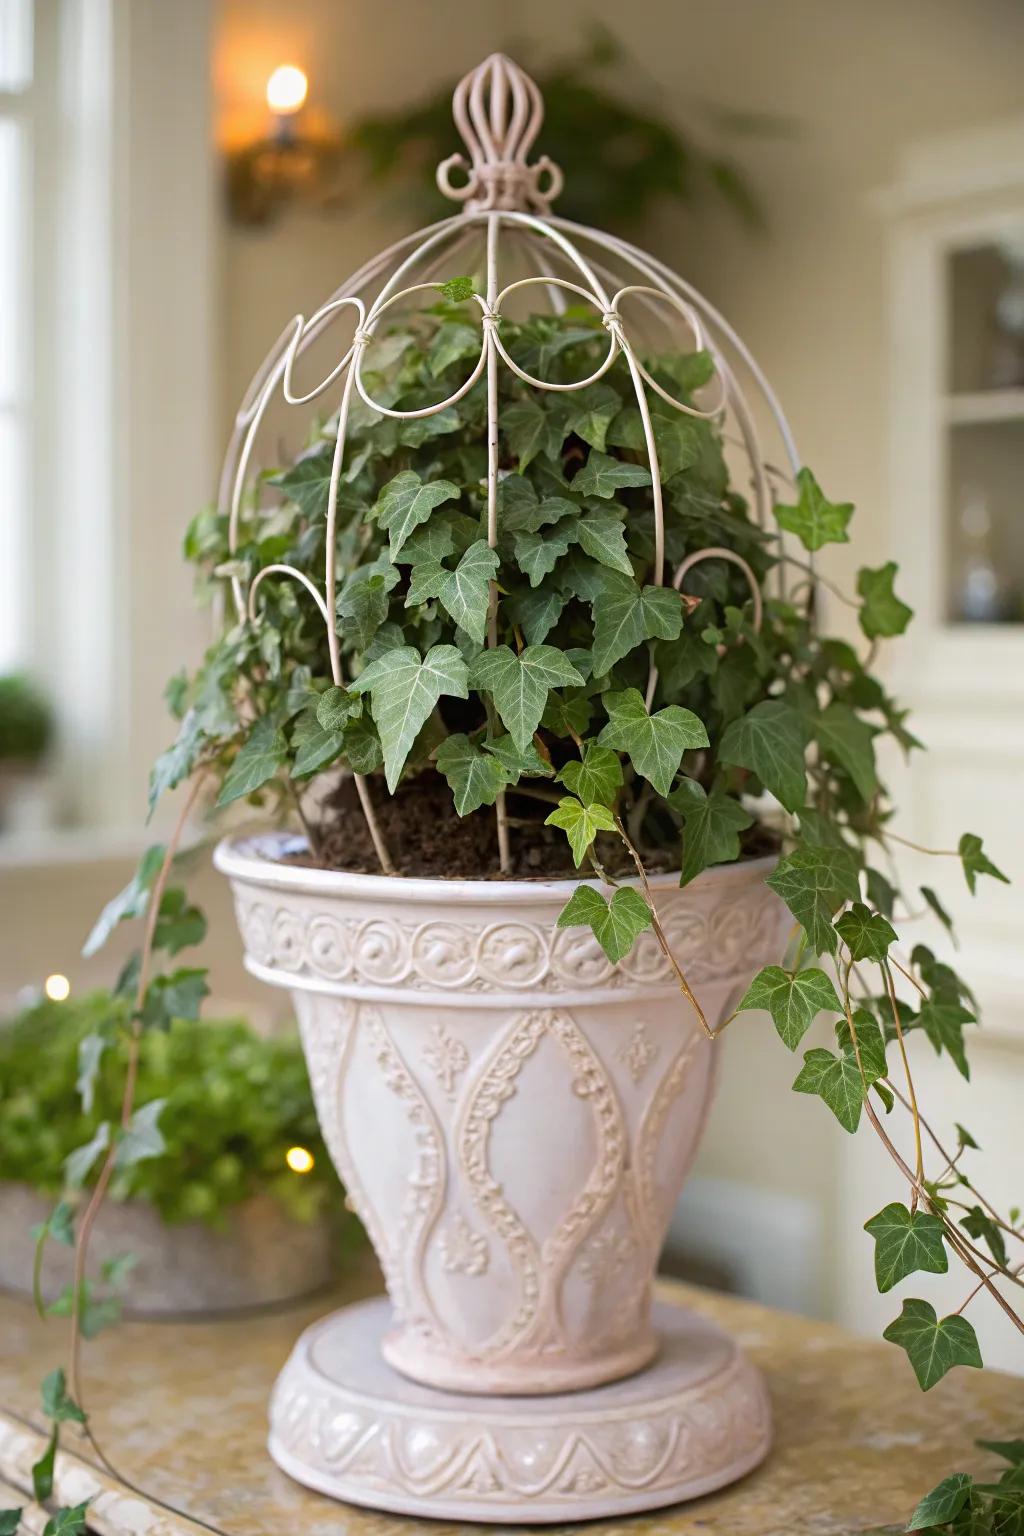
[231,878,783,995]
[294,988,719,1367]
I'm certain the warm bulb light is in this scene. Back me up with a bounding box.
[45,974,71,1002]
[266,64,308,117]
[286,1145,314,1174]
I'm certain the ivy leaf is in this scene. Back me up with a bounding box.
[342,714,384,775]
[669,779,753,887]
[269,450,334,520]
[556,745,623,807]
[76,1033,105,1115]
[542,689,593,740]
[863,1202,949,1293]
[556,884,653,963]
[483,733,553,778]
[31,1202,75,1317]
[918,991,975,1080]
[41,1367,86,1426]
[514,520,577,586]
[575,511,633,576]
[774,467,853,552]
[920,885,955,937]
[766,844,861,956]
[428,320,481,376]
[591,579,684,676]
[882,1298,982,1390]
[336,559,400,648]
[372,471,460,558]
[316,686,361,732]
[958,832,1010,895]
[352,645,469,790]
[599,688,708,796]
[835,1007,889,1081]
[570,450,652,499]
[503,398,564,471]
[544,797,617,866]
[43,1504,91,1536]
[152,887,206,957]
[469,645,585,751]
[792,1046,868,1133]
[907,1473,973,1531]
[857,562,913,640]
[216,718,287,807]
[438,275,474,303]
[406,539,499,643]
[834,902,897,961]
[814,701,877,803]
[975,1441,1024,1466]
[148,707,207,818]
[290,705,345,778]
[64,1123,111,1189]
[0,1510,21,1534]
[436,733,514,815]
[563,384,621,452]
[82,844,165,958]
[736,965,843,1050]
[33,1426,58,1502]
[960,1205,1008,1268]
[115,1098,167,1169]
[505,584,567,644]
[140,967,209,1032]
[719,699,810,813]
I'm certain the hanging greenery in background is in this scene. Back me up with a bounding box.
[335,28,768,232]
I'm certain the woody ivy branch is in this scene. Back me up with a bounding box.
[7,285,1020,1535]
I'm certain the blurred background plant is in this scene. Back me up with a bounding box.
[0,991,340,1229]
[0,674,53,768]
[332,27,771,231]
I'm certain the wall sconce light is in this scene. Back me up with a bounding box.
[226,64,340,227]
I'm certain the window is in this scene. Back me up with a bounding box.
[0,0,33,672]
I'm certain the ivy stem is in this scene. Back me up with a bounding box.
[614,815,713,1041]
[882,831,961,859]
[881,959,924,1210]
[957,1258,1024,1317]
[69,772,206,1412]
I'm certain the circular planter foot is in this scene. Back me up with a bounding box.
[269,1296,771,1523]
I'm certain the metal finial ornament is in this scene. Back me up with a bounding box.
[218,54,802,877]
[436,54,564,213]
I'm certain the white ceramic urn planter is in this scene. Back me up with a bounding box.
[215,831,788,1521]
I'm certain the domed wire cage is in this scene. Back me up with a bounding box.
[218,54,802,877]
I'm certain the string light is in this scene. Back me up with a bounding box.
[44,974,71,1002]
[286,1145,314,1174]
[266,65,308,117]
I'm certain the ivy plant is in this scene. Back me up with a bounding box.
[16,285,1021,1534]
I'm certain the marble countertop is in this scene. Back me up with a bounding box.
[0,1269,1021,1536]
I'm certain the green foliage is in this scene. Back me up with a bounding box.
[0,672,54,762]
[557,884,652,963]
[882,1298,982,1391]
[338,28,765,234]
[736,965,842,1050]
[863,1202,949,1293]
[149,301,1018,1398]
[0,992,339,1228]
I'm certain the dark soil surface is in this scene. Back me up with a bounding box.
[294,774,778,881]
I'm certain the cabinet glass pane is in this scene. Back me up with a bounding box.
[948,242,1024,396]
[946,419,1024,623]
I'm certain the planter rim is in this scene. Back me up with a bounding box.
[214,829,777,907]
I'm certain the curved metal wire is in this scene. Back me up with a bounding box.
[219,54,804,875]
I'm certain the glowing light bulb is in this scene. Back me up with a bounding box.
[266,64,308,117]
[286,1145,314,1174]
[44,974,71,1002]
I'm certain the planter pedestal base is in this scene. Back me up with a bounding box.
[268,1296,771,1523]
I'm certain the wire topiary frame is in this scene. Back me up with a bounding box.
[219,53,801,876]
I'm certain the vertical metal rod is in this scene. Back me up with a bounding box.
[486,211,512,875]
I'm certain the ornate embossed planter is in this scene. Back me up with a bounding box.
[215,831,786,1401]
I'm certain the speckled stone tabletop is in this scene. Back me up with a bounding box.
[0,1269,1021,1536]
